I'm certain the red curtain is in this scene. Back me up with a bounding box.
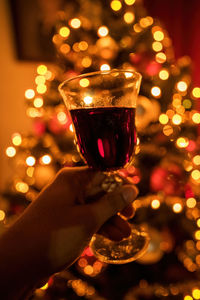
[143,0,200,86]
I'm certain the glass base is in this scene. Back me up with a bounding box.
[90,224,150,264]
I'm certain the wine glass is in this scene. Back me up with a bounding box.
[58,69,149,264]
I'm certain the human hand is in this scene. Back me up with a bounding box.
[0,167,138,298]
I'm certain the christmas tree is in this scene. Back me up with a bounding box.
[2,0,200,299]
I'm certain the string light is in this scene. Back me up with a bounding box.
[151,86,161,97]
[176,137,189,148]
[176,81,188,92]
[172,114,182,125]
[70,18,81,29]
[33,97,43,108]
[59,26,70,38]
[183,99,192,109]
[159,69,169,80]
[36,84,47,94]
[124,12,135,24]
[35,76,45,85]
[100,64,110,71]
[192,288,200,299]
[153,30,164,41]
[151,199,160,209]
[192,112,200,124]
[193,155,200,165]
[6,146,16,157]
[79,41,88,51]
[192,87,200,98]
[172,203,182,213]
[81,56,92,68]
[15,181,29,193]
[98,26,109,37]
[124,0,135,5]
[155,52,167,63]
[139,17,153,28]
[152,41,163,52]
[12,133,22,146]
[110,0,122,11]
[191,170,200,181]
[79,78,90,87]
[0,210,5,221]
[186,197,197,208]
[25,89,35,99]
[40,155,52,165]
[159,114,169,124]
[60,44,71,54]
[37,65,47,75]
[26,156,36,166]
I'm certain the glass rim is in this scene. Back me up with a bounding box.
[58,69,142,92]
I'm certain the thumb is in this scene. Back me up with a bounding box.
[89,185,138,227]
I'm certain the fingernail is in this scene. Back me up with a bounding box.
[122,186,138,204]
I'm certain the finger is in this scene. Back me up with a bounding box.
[89,184,138,227]
[98,215,131,241]
[120,204,135,219]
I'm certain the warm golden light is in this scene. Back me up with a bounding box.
[36,84,47,94]
[195,230,200,240]
[193,155,200,165]
[25,89,35,99]
[57,111,67,124]
[186,197,196,208]
[184,295,193,300]
[191,170,200,181]
[124,0,135,5]
[37,65,47,75]
[172,114,182,125]
[60,44,71,54]
[40,283,49,290]
[26,108,42,118]
[155,52,167,63]
[0,210,5,221]
[192,112,200,124]
[151,199,160,209]
[151,86,161,97]
[192,288,200,299]
[70,18,81,29]
[110,0,122,11]
[35,75,45,85]
[81,56,92,68]
[83,95,93,105]
[159,114,169,124]
[197,219,200,228]
[176,137,189,148]
[153,30,164,41]
[140,17,153,28]
[6,146,16,157]
[172,203,182,213]
[41,155,51,165]
[192,87,200,98]
[26,156,36,166]
[79,78,90,87]
[16,181,29,193]
[69,124,74,132]
[98,26,109,37]
[26,167,34,177]
[59,26,70,38]
[100,64,110,71]
[176,81,188,92]
[163,125,173,136]
[79,41,88,51]
[182,99,192,109]
[124,12,135,24]
[159,69,169,80]
[152,41,163,52]
[33,97,43,108]
[166,109,175,119]
[84,265,94,275]
[12,133,22,146]
[133,23,142,32]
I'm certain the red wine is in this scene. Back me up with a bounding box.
[70,107,136,171]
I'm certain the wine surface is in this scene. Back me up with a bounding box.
[70,107,136,171]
